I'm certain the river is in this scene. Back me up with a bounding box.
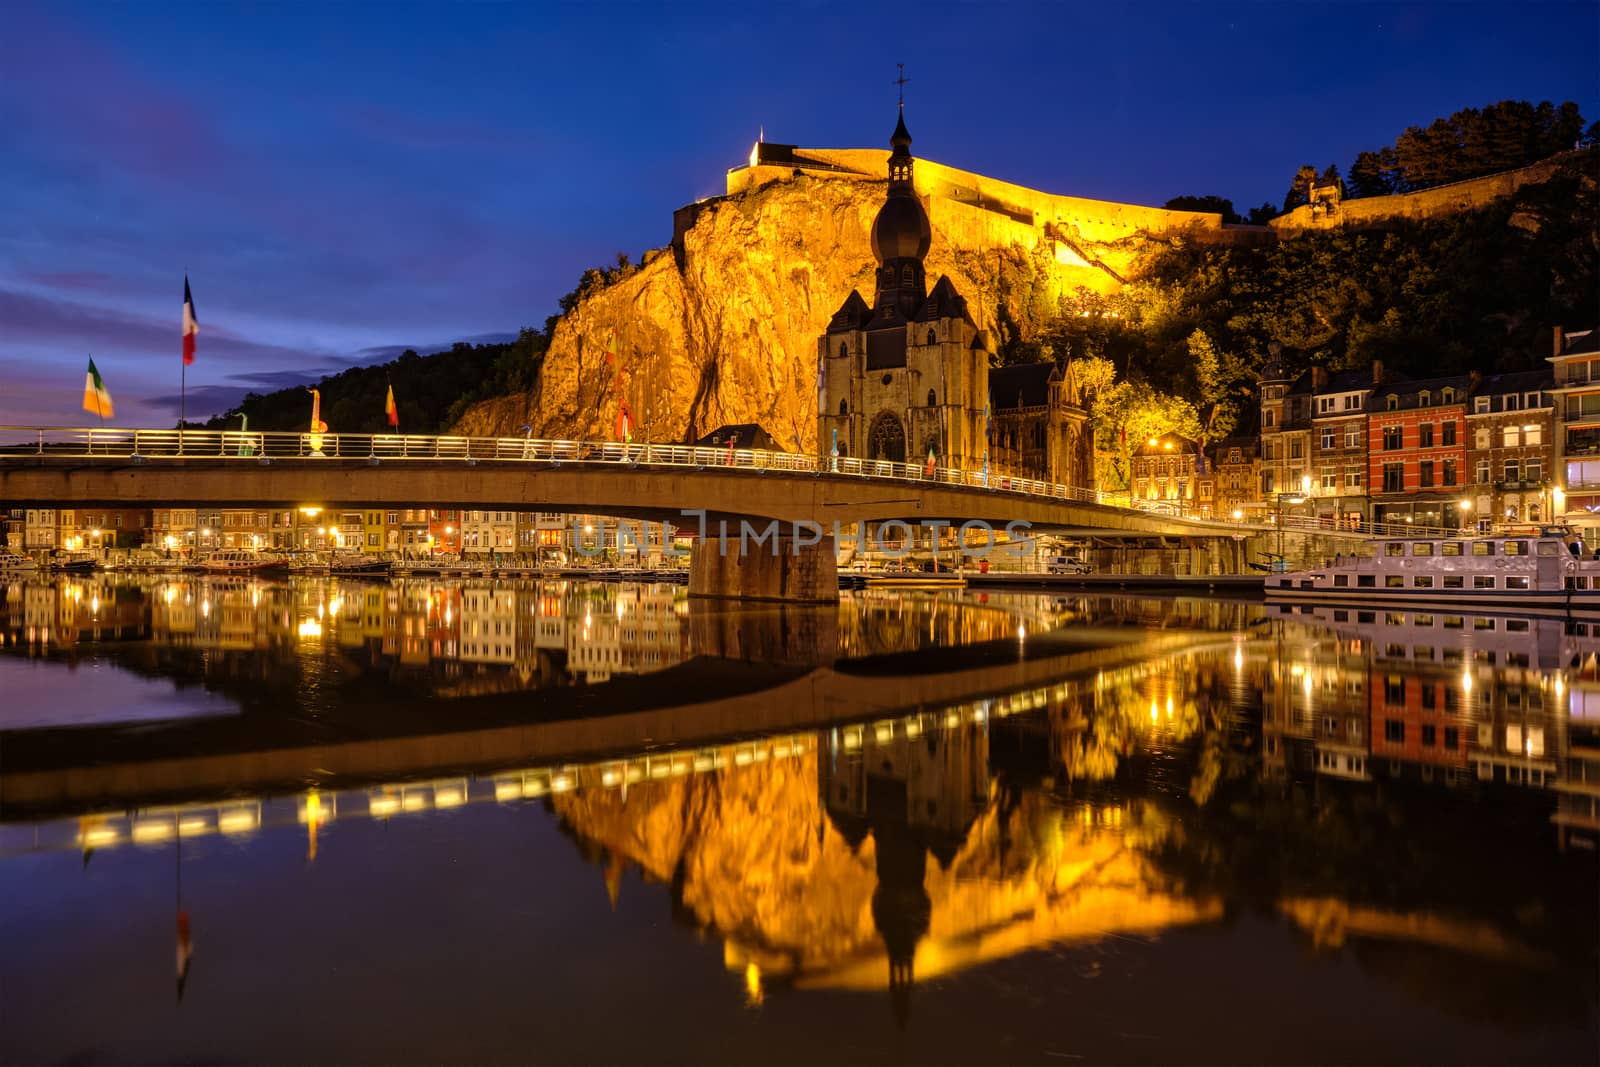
[0,574,1595,1065]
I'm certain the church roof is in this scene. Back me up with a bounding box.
[826,290,871,333]
[916,275,970,323]
[991,362,1059,411]
[891,111,911,150]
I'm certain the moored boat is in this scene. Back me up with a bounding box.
[0,550,40,575]
[1265,525,1600,611]
[200,550,289,575]
[330,553,390,576]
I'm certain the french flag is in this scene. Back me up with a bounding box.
[182,277,198,365]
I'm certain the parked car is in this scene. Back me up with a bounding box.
[1046,554,1092,575]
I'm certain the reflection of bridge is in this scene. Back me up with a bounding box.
[2,426,1271,599]
[0,626,1217,820]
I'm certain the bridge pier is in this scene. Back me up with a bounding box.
[688,532,838,603]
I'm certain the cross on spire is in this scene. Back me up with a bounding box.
[894,63,909,109]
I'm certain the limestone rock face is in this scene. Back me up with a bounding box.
[451,173,1148,450]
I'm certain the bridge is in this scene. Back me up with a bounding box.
[0,625,1221,821]
[0,425,1375,598]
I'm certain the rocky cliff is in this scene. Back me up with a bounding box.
[451,170,1169,451]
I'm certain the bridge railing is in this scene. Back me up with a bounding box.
[0,425,1227,525]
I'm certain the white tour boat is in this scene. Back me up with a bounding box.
[0,550,39,575]
[1265,526,1600,611]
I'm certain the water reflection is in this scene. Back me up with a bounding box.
[1,580,1596,1063]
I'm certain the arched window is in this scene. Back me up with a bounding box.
[838,398,848,416]
[926,328,937,345]
[867,412,907,463]
[838,342,847,360]
[927,389,937,407]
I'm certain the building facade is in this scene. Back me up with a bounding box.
[1549,328,1600,541]
[1465,370,1555,529]
[1366,376,1470,528]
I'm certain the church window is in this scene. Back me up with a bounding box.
[901,265,914,285]
[927,389,937,407]
[926,329,936,345]
[838,342,847,359]
[838,398,848,417]
[867,412,907,463]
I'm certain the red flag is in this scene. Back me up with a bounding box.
[385,384,399,427]
[182,277,198,366]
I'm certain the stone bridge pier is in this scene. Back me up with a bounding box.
[688,528,838,603]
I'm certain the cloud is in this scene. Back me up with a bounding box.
[0,288,341,367]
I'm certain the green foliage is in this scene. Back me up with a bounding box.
[204,331,547,435]
[1090,380,1203,490]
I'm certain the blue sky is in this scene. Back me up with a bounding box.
[2,1,1595,426]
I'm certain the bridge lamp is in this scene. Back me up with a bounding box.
[1232,509,1243,520]
[1554,486,1566,511]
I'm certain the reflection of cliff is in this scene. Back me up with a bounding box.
[551,735,1222,1014]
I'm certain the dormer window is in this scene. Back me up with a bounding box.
[1474,397,1491,413]
[1441,388,1454,404]
[1386,395,1399,411]
[1418,390,1430,407]
[1504,395,1519,411]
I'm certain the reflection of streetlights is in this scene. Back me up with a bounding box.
[1553,485,1566,522]
[1276,492,1306,563]
[1459,498,1472,532]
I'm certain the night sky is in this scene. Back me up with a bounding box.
[2,1,1595,427]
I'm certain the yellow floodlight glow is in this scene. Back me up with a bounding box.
[132,820,175,844]
[369,795,400,817]
[433,787,465,809]
[81,827,119,848]
[217,808,258,835]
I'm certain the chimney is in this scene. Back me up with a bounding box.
[1554,325,1566,358]
[1371,359,1384,385]
[1469,370,1482,392]
[1312,366,1328,391]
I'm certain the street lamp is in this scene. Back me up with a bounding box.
[1459,498,1472,532]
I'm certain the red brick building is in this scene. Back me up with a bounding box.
[1367,376,1471,528]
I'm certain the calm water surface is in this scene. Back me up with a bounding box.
[1,575,1595,1065]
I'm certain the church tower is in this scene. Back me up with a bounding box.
[817,109,989,471]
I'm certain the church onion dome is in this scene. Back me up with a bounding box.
[871,111,931,264]
[872,197,931,262]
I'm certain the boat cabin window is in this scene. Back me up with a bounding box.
[1443,616,1464,629]
[1412,542,1433,556]
[1415,614,1435,626]
[1443,575,1464,588]
[1440,542,1461,556]
[1504,540,1527,556]
[1505,576,1530,590]
[1413,575,1433,587]
[1474,575,1495,589]
[1358,575,1376,588]
[1333,574,1348,587]
[1537,541,1560,557]
[1384,543,1406,557]
[1386,575,1405,588]
[1471,541,1495,556]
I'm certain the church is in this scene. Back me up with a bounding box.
[816,108,1094,490]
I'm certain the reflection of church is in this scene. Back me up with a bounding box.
[820,718,990,1026]
[816,107,1094,489]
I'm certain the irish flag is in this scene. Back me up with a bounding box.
[82,357,113,418]
[182,277,198,365]
[385,384,399,427]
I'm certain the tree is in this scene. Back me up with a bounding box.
[1188,329,1244,440]
[1347,150,1394,198]
[1282,165,1319,212]
[1164,195,1242,224]
[1090,380,1203,490]
[1318,163,1344,197]
[1245,202,1278,225]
